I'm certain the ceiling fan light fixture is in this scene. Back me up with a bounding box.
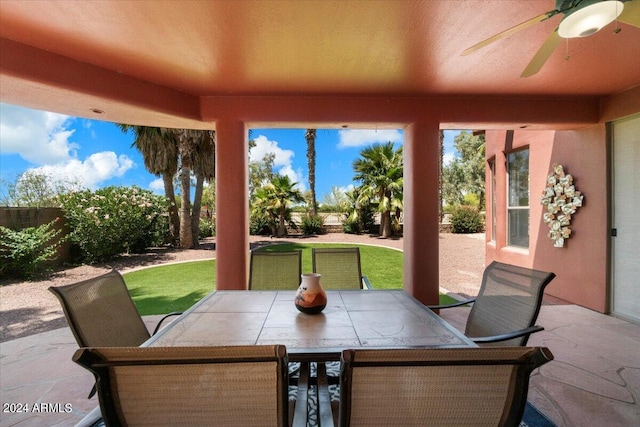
[558,0,624,38]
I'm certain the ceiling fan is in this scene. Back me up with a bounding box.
[462,0,640,77]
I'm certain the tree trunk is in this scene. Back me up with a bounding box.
[380,210,392,238]
[306,129,317,216]
[163,172,180,246]
[190,174,205,247]
[277,209,287,236]
[179,167,194,248]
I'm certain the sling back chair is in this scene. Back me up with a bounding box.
[312,247,372,290]
[49,269,181,396]
[428,261,556,346]
[73,345,302,427]
[249,250,303,290]
[337,346,553,427]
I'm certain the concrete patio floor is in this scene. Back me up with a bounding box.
[1,306,638,426]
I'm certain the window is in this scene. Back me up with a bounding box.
[507,149,529,248]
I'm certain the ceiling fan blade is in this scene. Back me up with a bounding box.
[521,29,562,78]
[462,12,552,56]
[618,0,640,28]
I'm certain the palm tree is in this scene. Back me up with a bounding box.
[189,130,215,246]
[252,175,305,237]
[305,129,317,216]
[353,142,403,238]
[118,125,180,246]
[172,129,215,249]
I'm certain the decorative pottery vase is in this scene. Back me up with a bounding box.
[294,273,327,314]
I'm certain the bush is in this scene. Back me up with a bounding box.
[342,216,361,234]
[199,218,215,239]
[0,219,65,279]
[249,212,271,235]
[59,186,168,262]
[450,205,484,234]
[300,214,324,235]
[462,193,480,207]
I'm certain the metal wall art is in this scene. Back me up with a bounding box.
[540,164,584,248]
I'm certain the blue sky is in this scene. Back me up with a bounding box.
[0,102,461,202]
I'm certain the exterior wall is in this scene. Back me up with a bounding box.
[485,126,608,312]
[0,207,71,265]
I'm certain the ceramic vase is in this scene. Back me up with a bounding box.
[294,273,327,314]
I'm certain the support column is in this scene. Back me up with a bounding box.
[403,121,440,305]
[215,120,249,290]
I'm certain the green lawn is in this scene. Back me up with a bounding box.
[123,243,459,314]
[256,242,404,289]
[124,260,215,315]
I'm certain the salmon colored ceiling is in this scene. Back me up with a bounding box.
[1,0,639,126]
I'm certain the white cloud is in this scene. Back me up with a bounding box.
[1,103,137,189]
[443,152,456,166]
[278,164,307,193]
[336,184,355,194]
[250,134,306,191]
[0,103,78,164]
[31,152,134,190]
[149,178,165,193]
[338,129,402,148]
[249,135,295,167]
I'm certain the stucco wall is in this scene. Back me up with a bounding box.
[485,126,608,312]
[0,207,72,265]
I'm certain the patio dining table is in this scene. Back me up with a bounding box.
[143,289,476,358]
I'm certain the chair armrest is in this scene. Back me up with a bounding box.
[152,311,182,335]
[471,325,544,344]
[426,298,476,310]
[74,406,102,427]
[361,275,372,289]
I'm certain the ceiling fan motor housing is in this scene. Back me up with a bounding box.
[558,0,625,38]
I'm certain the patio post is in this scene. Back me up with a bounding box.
[403,120,440,306]
[215,119,249,290]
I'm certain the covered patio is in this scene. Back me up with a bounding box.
[2,305,639,426]
[1,1,639,425]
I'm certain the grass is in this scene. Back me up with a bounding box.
[256,242,404,289]
[123,243,461,314]
[124,260,215,315]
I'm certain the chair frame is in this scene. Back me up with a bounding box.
[73,345,292,427]
[49,269,180,346]
[248,249,303,290]
[312,247,372,290]
[49,269,181,397]
[338,347,553,427]
[429,261,556,345]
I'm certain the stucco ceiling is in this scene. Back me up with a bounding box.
[1,0,639,126]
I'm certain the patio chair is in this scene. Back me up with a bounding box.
[428,261,556,346]
[48,269,181,396]
[73,345,299,427]
[312,247,372,289]
[249,250,302,290]
[338,346,553,427]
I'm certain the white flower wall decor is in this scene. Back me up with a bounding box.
[540,164,584,247]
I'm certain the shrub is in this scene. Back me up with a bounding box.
[300,214,324,235]
[249,212,271,235]
[59,186,168,262]
[199,218,215,239]
[0,219,65,279]
[450,205,484,234]
[462,193,480,207]
[342,216,361,234]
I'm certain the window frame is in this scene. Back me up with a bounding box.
[506,148,530,248]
